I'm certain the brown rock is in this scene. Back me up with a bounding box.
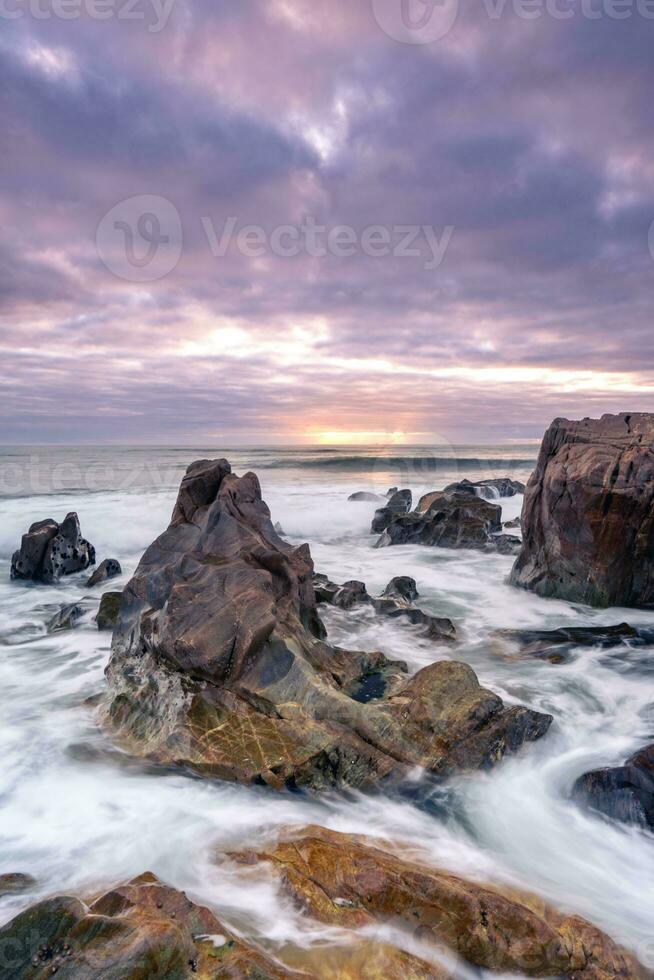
[101,460,550,790]
[96,592,121,632]
[510,414,654,607]
[0,872,297,980]
[242,826,642,979]
[376,492,503,551]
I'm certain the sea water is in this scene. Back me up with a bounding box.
[0,446,652,973]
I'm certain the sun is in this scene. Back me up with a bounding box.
[310,430,409,446]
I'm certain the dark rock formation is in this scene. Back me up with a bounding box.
[347,491,385,502]
[0,872,297,980]
[235,826,641,978]
[496,622,648,664]
[442,477,526,500]
[47,603,84,633]
[0,872,36,898]
[314,573,456,642]
[96,592,121,632]
[487,533,522,556]
[510,413,654,607]
[382,575,419,602]
[11,513,95,584]
[100,459,551,790]
[504,516,522,529]
[375,492,503,551]
[371,489,412,533]
[499,622,642,651]
[87,559,121,588]
[573,744,654,830]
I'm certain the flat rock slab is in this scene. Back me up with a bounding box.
[232,826,642,978]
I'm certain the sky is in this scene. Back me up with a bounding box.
[1,0,653,446]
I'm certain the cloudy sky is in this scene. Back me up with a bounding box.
[1,0,653,445]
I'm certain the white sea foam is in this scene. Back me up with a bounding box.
[0,447,653,972]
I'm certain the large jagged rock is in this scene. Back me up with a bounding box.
[0,872,299,979]
[101,459,551,790]
[11,513,95,584]
[375,492,504,551]
[510,414,654,607]
[234,826,642,979]
[573,744,654,830]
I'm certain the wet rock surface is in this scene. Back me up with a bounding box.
[375,492,506,552]
[442,478,526,500]
[314,573,456,642]
[510,413,654,607]
[0,872,297,979]
[347,490,386,502]
[573,744,654,830]
[371,489,413,534]
[86,559,122,588]
[46,603,85,634]
[234,826,641,979]
[0,872,37,898]
[96,592,121,632]
[11,514,95,585]
[100,459,551,790]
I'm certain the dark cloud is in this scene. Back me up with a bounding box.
[1,0,653,443]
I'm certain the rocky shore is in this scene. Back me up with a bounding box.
[98,459,551,790]
[4,415,654,978]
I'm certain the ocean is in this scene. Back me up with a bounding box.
[1,445,653,973]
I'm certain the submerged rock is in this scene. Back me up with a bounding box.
[10,513,95,584]
[314,573,455,642]
[573,744,654,830]
[234,826,641,978]
[100,459,550,790]
[504,516,522,529]
[486,533,522,556]
[442,477,526,500]
[347,491,385,502]
[96,592,121,632]
[0,872,296,980]
[382,575,419,602]
[86,559,121,588]
[375,492,503,552]
[0,872,37,898]
[47,603,85,633]
[500,622,642,651]
[510,413,654,607]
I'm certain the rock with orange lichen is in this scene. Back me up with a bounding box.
[234,827,642,979]
[101,459,551,791]
[0,872,298,980]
